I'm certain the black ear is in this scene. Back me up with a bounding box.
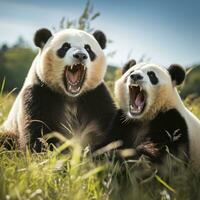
[34,28,52,48]
[93,30,106,49]
[122,59,136,74]
[168,64,185,86]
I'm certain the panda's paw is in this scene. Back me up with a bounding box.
[136,140,160,158]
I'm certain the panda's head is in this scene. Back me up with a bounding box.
[34,28,107,96]
[115,60,185,121]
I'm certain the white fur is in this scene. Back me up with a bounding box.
[115,63,176,120]
[115,62,200,165]
[1,29,106,150]
[174,91,200,165]
[37,29,106,96]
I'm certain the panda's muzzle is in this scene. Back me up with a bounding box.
[64,63,86,95]
[129,84,146,115]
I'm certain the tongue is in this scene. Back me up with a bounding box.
[67,70,80,84]
[135,92,144,107]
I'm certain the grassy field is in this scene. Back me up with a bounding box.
[1,87,200,200]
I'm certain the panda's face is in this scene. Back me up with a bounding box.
[115,63,176,120]
[36,29,106,97]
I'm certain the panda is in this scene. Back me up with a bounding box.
[106,60,200,166]
[0,28,116,152]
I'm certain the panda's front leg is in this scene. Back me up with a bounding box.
[25,121,49,152]
[21,84,64,152]
[21,85,50,152]
[135,128,188,164]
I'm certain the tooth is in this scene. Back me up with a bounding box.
[69,85,72,90]
[78,87,80,90]
[131,84,138,87]
[140,86,142,91]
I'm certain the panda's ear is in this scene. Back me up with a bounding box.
[34,28,52,48]
[93,30,107,49]
[168,64,185,86]
[122,59,136,74]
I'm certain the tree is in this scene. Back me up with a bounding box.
[0,43,36,92]
[1,44,9,52]
[13,36,28,48]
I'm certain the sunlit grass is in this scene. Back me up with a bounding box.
[0,148,107,200]
[1,88,200,199]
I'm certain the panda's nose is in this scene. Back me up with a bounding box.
[73,52,88,61]
[130,73,143,81]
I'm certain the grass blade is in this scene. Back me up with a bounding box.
[155,175,176,193]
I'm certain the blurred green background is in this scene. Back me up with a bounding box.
[1,41,200,98]
[0,0,200,99]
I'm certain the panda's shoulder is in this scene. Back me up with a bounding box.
[23,84,64,102]
[151,108,187,131]
[77,82,116,118]
[81,83,114,104]
[22,84,66,115]
[154,108,185,121]
[87,82,110,96]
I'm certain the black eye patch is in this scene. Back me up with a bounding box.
[84,44,96,61]
[57,42,71,58]
[147,71,158,85]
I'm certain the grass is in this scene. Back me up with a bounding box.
[1,91,200,200]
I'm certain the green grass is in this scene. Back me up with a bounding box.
[1,92,200,200]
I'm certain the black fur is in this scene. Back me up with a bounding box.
[84,44,96,61]
[93,30,107,49]
[122,59,136,74]
[57,42,71,58]
[23,75,116,152]
[23,84,67,151]
[34,28,52,48]
[0,135,18,150]
[168,64,185,85]
[106,108,189,164]
[147,71,159,85]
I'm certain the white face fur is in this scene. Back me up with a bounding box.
[115,63,180,121]
[35,29,106,97]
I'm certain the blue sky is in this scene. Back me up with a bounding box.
[0,0,200,67]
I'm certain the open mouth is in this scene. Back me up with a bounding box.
[64,63,86,95]
[129,84,146,115]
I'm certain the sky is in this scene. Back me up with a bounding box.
[0,0,200,67]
